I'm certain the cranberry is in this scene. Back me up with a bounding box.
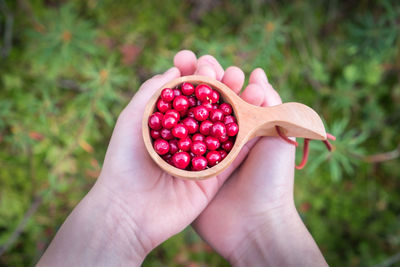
[169,140,179,154]
[150,129,161,139]
[161,88,174,102]
[192,133,205,142]
[202,101,213,111]
[227,122,239,136]
[219,150,228,159]
[192,156,208,171]
[173,89,181,97]
[165,109,180,120]
[191,141,207,155]
[199,120,213,135]
[194,106,209,121]
[195,84,212,101]
[182,117,198,134]
[160,128,174,140]
[181,82,195,95]
[222,139,234,152]
[154,139,169,155]
[172,152,190,169]
[209,109,224,122]
[172,124,188,139]
[219,103,232,115]
[211,122,227,139]
[188,96,197,107]
[210,90,220,103]
[178,137,192,152]
[205,136,220,151]
[173,95,189,112]
[148,112,163,130]
[223,115,237,125]
[206,151,221,166]
[162,114,178,129]
[157,99,171,113]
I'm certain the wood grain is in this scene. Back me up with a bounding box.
[142,75,328,180]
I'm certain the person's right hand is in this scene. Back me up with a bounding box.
[192,67,328,266]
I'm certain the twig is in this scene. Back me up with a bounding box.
[363,144,400,163]
[0,0,14,58]
[372,252,400,267]
[0,195,43,256]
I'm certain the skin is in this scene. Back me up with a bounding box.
[37,50,327,266]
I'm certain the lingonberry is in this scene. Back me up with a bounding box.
[192,133,205,142]
[188,96,197,107]
[161,88,174,102]
[227,122,239,136]
[160,128,174,140]
[210,90,220,103]
[206,151,221,166]
[194,106,209,121]
[172,152,190,169]
[157,99,171,113]
[219,150,228,160]
[209,109,224,122]
[154,139,169,155]
[191,141,207,155]
[211,122,227,140]
[150,129,161,139]
[173,95,189,112]
[148,112,163,130]
[199,120,213,135]
[212,103,219,110]
[162,154,172,164]
[178,137,192,152]
[192,156,208,171]
[202,101,213,111]
[222,139,234,152]
[219,103,232,115]
[195,84,212,101]
[223,115,237,125]
[181,82,195,95]
[169,139,179,155]
[182,117,198,134]
[172,123,188,139]
[162,114,178,129]
[173,89,181,97]
[165,109,180,120]
[187,108,195,118]
[219,134,229,142]
[205,136,220,151]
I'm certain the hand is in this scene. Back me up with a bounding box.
[38,50,260,266]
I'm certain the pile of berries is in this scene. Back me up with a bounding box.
[148,82,239,171]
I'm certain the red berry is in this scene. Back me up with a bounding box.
[190,151,195,158]
[192,156,208,171]
[192,133,205,142]
[150,129,161,139]
[195,84,212,101]
[188,96,197,107]
[212,104,219,110]
[148,112,163,130]
[160,128,174,140]
[173,95,189,112]
[162,154,172,164]
[219,150,228,159]
[187,108,195,118]
[172,124,188,139]
[202,101,213,111]
[211,122,227,139]
[222,139,234,152]
[181,82,195,95]
[219,134,229,142]
[162,114,178,129]
[199,120,213,135]
[178,137,192,151]
[161,88,174,102]
[191,141,207,155]
[182,117,198,134]
[219,103,232,115]
[172,152,190,169]
[210,90,220,103]
[179,109,188,117]
[223,115,237,125]
[227,122,239,136]
[165,109,180,120]
[206,151,221,166]
[205,136,220,150]
[173,89,181,97]
[169,140,179,154]
[194,106,209,121]
[154,139,169,155]
[157,99,171,113]
[209,109,224,122]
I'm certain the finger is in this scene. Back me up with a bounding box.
[221,66,245,94]
[249,68,282,106]
[240,84,264,106]
[195,65,217,79]
[197,55,224,81]
[174,50,197,76]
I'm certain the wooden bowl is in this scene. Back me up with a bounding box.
[142,75,327,180]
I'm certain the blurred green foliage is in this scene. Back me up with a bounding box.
[1,0,399,266]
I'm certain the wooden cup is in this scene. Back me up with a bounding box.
[142,75,327,180]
